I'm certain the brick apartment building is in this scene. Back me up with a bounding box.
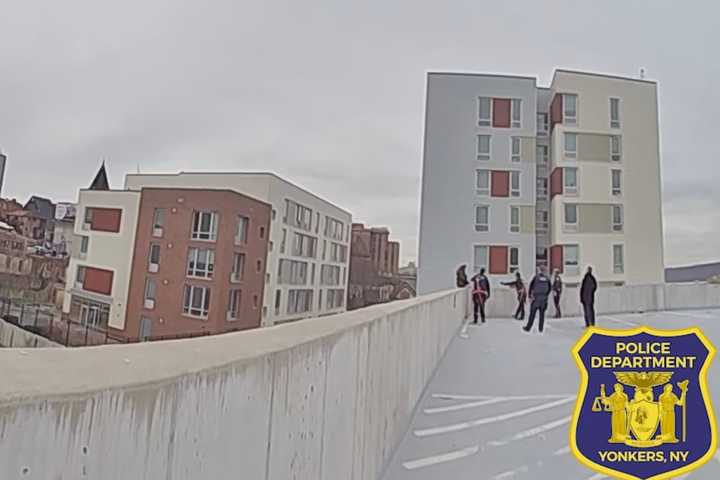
[347,223,414,310]
[64,174,271,340]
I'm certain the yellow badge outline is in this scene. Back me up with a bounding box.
[570,325,717,480]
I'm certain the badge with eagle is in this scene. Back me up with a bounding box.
[570,326,716,480]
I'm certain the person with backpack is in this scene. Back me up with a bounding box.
[470,268,491,324]
[501,271,527,320]
[456,265,469,288]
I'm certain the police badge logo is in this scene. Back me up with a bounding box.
[570,326,717,479]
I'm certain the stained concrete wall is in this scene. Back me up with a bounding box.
[483,281,720,318]
[0,289,468,480]
[0,318,62,348]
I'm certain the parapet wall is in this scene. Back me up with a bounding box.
[0,289,468,480]
[484,281,720,318]
[0,317,62,348]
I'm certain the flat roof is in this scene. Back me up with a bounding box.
[427,71,537,82]
[551,68,657,85]
[426,68,656,87]
[126,171,352,217]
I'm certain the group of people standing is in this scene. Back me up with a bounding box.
[456,264,598,332]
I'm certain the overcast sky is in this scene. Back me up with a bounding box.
[0,0,718,267]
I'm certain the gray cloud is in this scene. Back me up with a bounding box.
[1,0,718,266]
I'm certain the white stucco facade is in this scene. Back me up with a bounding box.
[418,73,537,294]
[125,172,352,326]
[63,190,141,330]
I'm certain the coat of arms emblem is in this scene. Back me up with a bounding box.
[570,326,716,479]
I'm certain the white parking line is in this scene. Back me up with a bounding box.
[553,445,571,456]
[402,445,479,470]
[488,416,571,447]
[601,316,637,327]
[426,394,576,414]
[491,466,529,479]
[665,311,715,320]
[414,397,575,437]
[431,393,573,402]
[584,474,607,480]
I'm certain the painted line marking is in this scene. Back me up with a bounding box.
[491,466,529,479]
[401,445,479,470]
[665,311,715,320]
[414,397,575,437]
[424,397,506,414]
[431,393,573,402]
[553,445,571,456]
[460,321,470,339]
[584,474,607,480]
[488,416,571,447]
[601,316,637,327]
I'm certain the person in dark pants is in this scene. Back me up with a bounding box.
[580,266,598,327]
[552,270,563,318]
[456,265,469,288]
[471,268,491,324]
[501,272,527,320]
[523,267,552,333]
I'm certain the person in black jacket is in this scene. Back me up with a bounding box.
[580,266,598,327]
[552,270,563,318]
[470,268,491,324]
[523,267,552,333]
[456,265,469,288]
[501,271,527,320]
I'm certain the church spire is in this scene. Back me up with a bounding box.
[89,161,110,190]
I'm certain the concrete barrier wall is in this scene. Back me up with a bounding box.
[0,289,468,480]
[484,282,720,319]
[0,318,62,348]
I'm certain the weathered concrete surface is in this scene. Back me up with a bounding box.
[0,318,62,348]
[485,282,720,319]
[0,289,468,480]
[383,308,720,479]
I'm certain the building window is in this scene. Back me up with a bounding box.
[274,290,281,315]
[322,240,327,260]
[318,289,323,310]
[191,211,218,241]
[187,247,215,278]
[478,97,492,126]
[324,216,345,241]
[236,216,249,244]
[510,171,520,197]
[259,226,265,239]
[611,136,622,161]
[565,133,577,159]
[278,259,308,285]
[76,265,86,287]
[280,228,287,253]
[228,289,241,320]
[329,243,347,262]
[563,94,578,125]
[284,199,313,231]
[610,98,621,128]
[473,245,488,273]
[564,204,578,231]
[316,213,320,234]
[474,205,489,232]
[564,167,578,195]
[509,247,519,273]
[613,244,624,274]
[536,145,548,164]
[537,178,548,199]
[510,206,520,233]
[287,289,313,315]
[612,169,622,195]
[564,245,579,275]
[149,243,161,271]
[182,285,211,318]
[477,135,491,161]
[231,253,245,282]
[511,98,522,128]
[256,259,262,272]
[80,236,89,254]
[321,265,341,286]
[612,205,624,232]
[311,263,316,284]
[536,209,549,230]
[476,169,490,196]
[144,278,156,308]
[326,289,344,310]
[537,113,548,134]
[83,208,93,229]
[153,208,165,229]
[292,232,318,258]
[511,137,521,162]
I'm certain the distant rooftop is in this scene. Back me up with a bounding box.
[665,262,720,283]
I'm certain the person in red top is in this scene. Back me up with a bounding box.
[470,268,491,324]
[501,271,527,320]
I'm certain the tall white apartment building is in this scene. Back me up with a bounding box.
[418,70,664,294]
[126,172,352,326]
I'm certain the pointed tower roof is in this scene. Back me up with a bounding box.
[89,162,109,190]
